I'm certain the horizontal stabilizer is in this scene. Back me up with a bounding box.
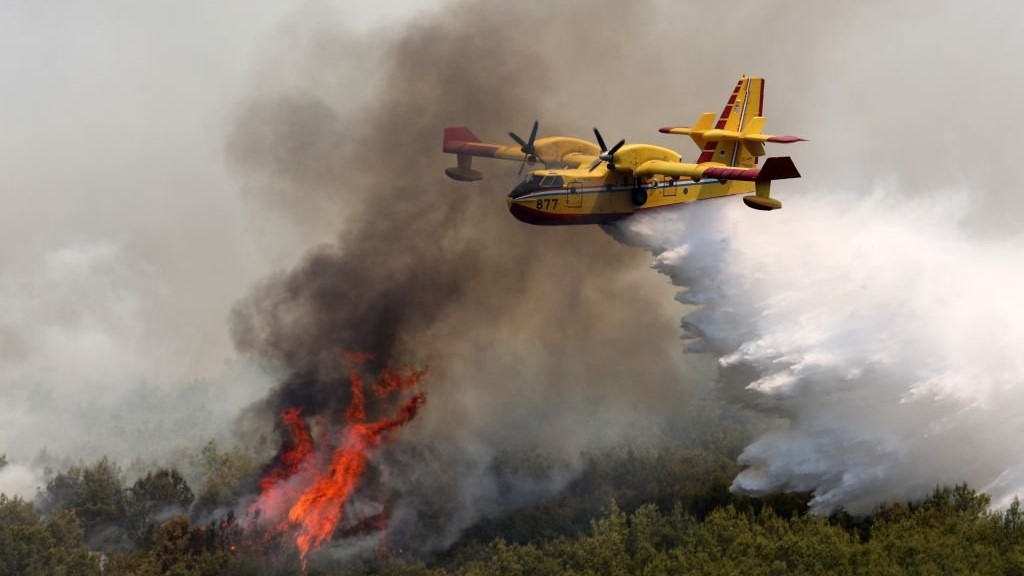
[659,112,713,149]
[743,116,766,136]
[660,116,804,158]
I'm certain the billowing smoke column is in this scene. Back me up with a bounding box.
[225,0,1024,562]
[227,0,694,561]
[614,187,1024,513]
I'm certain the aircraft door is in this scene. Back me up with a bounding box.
[566,183,583,208]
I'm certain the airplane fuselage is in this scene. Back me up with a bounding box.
[506,169,756,225]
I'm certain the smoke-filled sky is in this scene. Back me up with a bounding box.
[2,0,1024,547]
[0,0,446,492]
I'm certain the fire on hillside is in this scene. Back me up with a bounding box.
[250,353,426,571]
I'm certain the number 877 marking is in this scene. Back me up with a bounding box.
[535,198,559,210]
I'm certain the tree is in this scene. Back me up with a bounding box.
[866,484,1002,575]
[0,493,101,576]
[191,441,260,518]
[575,500,631,575]
[127,469,195,545]
[39,457,128,549]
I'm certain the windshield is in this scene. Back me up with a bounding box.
[510,173,563,198]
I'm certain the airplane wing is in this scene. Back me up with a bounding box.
[443,126,599,182]
[443,127,530,181]
[634,156,801,182]
[444,127,529,162]
[632,156,801,211]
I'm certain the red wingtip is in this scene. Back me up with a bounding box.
[658,126,675,133]
[443,126,481,149]
[766,135,807,144]
[755,156,801,181]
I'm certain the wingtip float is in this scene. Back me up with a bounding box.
[443,76,805,225]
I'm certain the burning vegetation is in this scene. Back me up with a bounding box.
[251,354,427,570]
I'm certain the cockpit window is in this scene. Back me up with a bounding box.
[509,174,563,198]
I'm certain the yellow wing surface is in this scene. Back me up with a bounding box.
[442,126,599,182]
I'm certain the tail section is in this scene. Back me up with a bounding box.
[697,76,763,167]
[659,77,804,168]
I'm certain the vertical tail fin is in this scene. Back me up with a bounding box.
[696,76,765,167]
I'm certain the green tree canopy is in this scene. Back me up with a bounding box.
[0,493,101,576]
[39,457,128,549]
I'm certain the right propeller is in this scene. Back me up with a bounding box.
[588,128,625,172]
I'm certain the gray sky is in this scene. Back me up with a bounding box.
[3,0,1020,397]
[0,0,443,386]
[3,0,1024,509]
[0,1,444,489]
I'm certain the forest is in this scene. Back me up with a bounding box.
[3,442,1024,576]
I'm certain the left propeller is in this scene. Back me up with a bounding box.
[509,120,540,175]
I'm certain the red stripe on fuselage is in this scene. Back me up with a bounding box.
[509,202,631,226]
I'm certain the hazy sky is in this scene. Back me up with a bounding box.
[0,0,443,384]
[0,1,446,481]
[3,0,1020,398]
[3,0,1024,516]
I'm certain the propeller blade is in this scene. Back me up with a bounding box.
[509,131,527,148]
[593,128,607,153]
[528,120,539,147]
[518,157,527,175]
[590,129,624,172]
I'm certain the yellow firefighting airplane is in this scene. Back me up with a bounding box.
[442,76,804,225]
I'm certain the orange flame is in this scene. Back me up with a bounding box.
[259,408,314,492]
[254,353,426,572]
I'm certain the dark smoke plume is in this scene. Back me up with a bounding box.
[227,0,707,554]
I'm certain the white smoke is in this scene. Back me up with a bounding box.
[0,240,278,493]
[0,463,42,499]
[615,185,1024,513]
